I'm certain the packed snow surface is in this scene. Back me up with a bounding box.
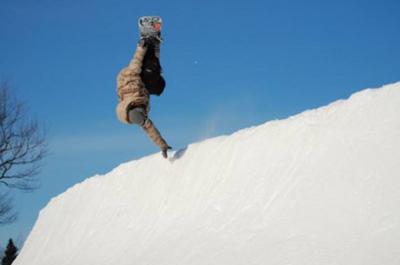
[15,82,400,265]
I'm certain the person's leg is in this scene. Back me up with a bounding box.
[140,37,165,95]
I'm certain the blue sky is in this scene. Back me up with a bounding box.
[0,0,399,248]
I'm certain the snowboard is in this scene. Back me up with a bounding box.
[138,16,162,39]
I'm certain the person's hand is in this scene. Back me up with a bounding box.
[162,146,172,159]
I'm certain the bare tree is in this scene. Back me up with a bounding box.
[0,82,47,224]
[0,193,16,225]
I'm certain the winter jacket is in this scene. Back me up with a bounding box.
[116,44,169,151]
[116,45,149,122]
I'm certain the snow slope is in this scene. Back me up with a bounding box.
[14,82,400,265]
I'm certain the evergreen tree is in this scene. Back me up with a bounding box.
[1,239,18,265]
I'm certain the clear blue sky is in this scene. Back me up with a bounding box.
[0,0,399,248]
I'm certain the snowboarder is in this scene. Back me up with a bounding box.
[116,16,171,158]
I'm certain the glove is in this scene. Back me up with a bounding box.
[162,146,172,159]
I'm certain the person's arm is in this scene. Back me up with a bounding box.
[142,118,171,158]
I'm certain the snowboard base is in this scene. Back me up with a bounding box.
[138,16,162,38]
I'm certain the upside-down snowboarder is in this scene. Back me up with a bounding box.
[116,16,171,158]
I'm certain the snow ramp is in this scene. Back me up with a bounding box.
[15,82,400,265]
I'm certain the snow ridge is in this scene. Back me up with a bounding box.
[15,82,400,265]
